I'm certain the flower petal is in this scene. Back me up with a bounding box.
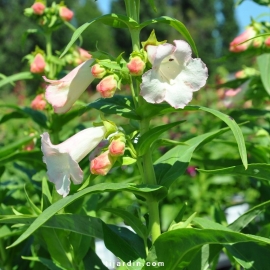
[41,126,106,197]
[147,44,174,68]
[44,59,95,113]
[41,132,83,197]
[179,58,208,92]
[140,69,166,104]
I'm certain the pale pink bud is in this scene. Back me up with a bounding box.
[30,53,46,74]
[109,139,125,156]
[91,64,106,79]
[32,2,45,15]
[225,88,241,97]
[235,70,245,79]
[265,37,270,47]
[59,6,73,21]
[127,56,145,76]
[79,48,91,60]
[229,27,256,53]
[90,150,114,176]
[96,75,117,98]
[31,94,46,110]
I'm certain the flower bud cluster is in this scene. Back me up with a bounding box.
[90,133,126,176]
[91,61,120,98]
[24,1,74,27]
[229,24,270,53]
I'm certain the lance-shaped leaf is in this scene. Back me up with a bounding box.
[61,14,139,58]
[140,16,198,57]
[136,120,185,156]
[257,53,270,95]
[7,183,166,248]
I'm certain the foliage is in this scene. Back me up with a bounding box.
[1,0,270,270]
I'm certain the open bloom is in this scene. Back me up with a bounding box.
[229,27,256,52]
[30,53,46,74]
[140,40,208,109]
[43,59,94,113]
[41,126,106,197]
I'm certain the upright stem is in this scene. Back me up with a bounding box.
[126,0,161,243]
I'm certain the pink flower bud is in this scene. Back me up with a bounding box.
[59,6,73,21]
[235,70,245,79]
[30,53,46,74]
[91,64,106,79]
[90,150,115,176]
[32,2,46,15]
[265,37,270,48]
[31,94,46,110]
[96,75,117,98]
[109,139,125,156]
[127,56,145,76]
[229,27,256,53]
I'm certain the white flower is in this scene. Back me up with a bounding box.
[43,59,94,113]
[41,126,106,197]
[140,40,208,109]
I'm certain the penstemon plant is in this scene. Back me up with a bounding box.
[2,0,270,270]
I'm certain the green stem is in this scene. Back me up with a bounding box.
[140,118,161,243]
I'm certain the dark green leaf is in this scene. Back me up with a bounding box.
[0,72,33,88]
[88,95,140,119]
[22,256,63,270]
[154,126,231,188]
[146,228,270,269]
[136,120,185,156]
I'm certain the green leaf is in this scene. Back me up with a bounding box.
[38,228,74,269]
[198,163,270,182]
[103,223,146,262]
[60,14,138,58]
[147,0,157,12]
[22,256,63,270]
[228,200,270,232]
[104,208,148,240]
[24,185,41,215]
[197,106,247,169]
[7,183,165,248]
[88,95,140,119]
[257,54,270,95]
[0,104,48,128]
[226,242,270,270]
[146,228,270,269]
[136,120,185,156]
[140,16,198,57]
[0,150,44,167]
[137,104,248,168]
[154,126,231,188]
[0,136,38,158]
[0,72,33,88]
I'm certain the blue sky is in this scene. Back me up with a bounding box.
[96,0,270,33]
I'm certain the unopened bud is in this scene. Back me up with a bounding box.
[32,2,46,15]
[30,53,46,74]
[265,37,270,48]
[96,75,117,98]
[91,64,106,79]
[31,93,46,110]
[235,70,245,79]
[127,56,145,76]
[59,6,73,21]
[90,150,115,175]
[109,139,125,156]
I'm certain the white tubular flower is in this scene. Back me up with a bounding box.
[140,40,208,109]
[41,126,106,197]
[43,59,94,114]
